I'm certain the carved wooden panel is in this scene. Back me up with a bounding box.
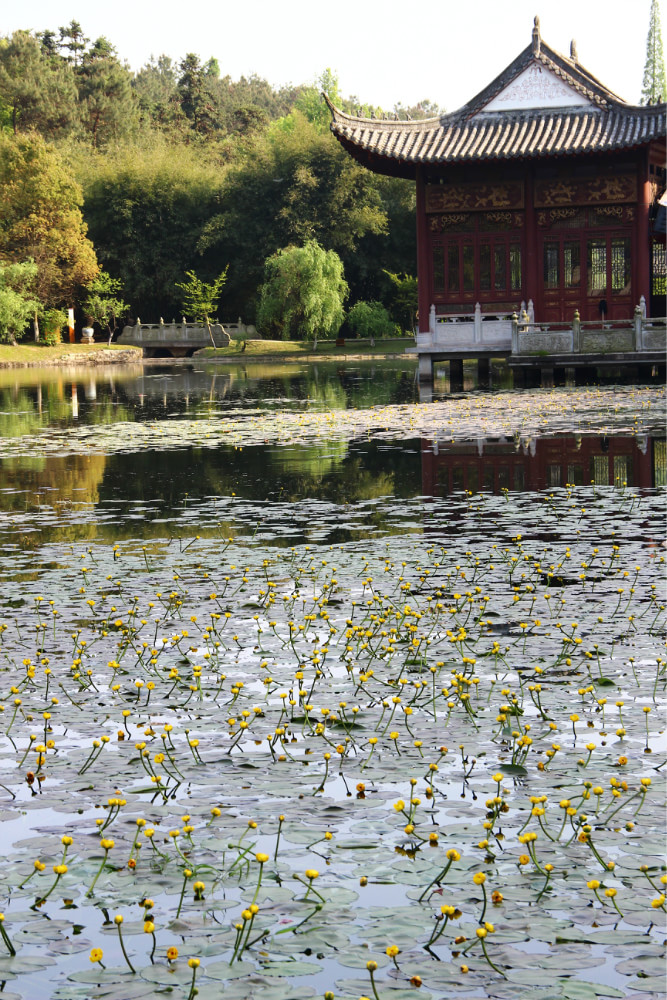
[425,182,524,212]
[534,173,637,208]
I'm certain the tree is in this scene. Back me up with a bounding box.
[216,112,386,315]
[175,267,228,321]
[382,271,418,332]
[641,0,666,104]
[76,140,226,317]
[133,55,186,134]
[0,31,78,138]
[83,271,128,343]
[0,260,39,344]
[257,241,348,340]
[347,300,394,340]
[77,39,138,146]
[295,68,342,131]
[178,54,219,136]
[0,132,98,306]
[58,20,89,67]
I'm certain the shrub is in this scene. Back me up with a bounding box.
[347,300,394,340]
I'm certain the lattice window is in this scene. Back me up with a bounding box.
[654,440,666,487]
[510,246,522,292]
[547,464,562,487]
[479,245,491,291]
[494,246,507,292]
[433,248,445,294]
[587,240,607,296]
[611,238,631,296]
[652,243,667,298]
[613,455,630,486]
[463,246,474,292]
[591,455,609,485]
[543,242,559,289]
[447,245,460,293]
[563,242,581,288]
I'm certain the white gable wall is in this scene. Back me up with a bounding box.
[482,64,594,111]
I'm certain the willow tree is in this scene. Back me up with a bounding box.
[257,241,347,340]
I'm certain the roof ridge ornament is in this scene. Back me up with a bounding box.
[532,16,541,57]
[570,38,578,62]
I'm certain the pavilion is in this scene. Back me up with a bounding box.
[327,18,666,344]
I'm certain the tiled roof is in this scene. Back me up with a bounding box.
[327,31,666,175]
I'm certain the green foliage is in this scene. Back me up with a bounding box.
[178,53,219,137]
[257,241,348,340]
[83,270,128,342]
[641,0,666,103]
[41,306,66,344]
[383,270,418,331]
[0,25,419,319]
[175,266,228,320]
[347,300,394,339]
[0,259,39,343]
[75,139,225,316]
[77,39,138,147]
[0,132,98,306]
[216,112,386,316]
[0,30,78,138]
[295,68,342,131]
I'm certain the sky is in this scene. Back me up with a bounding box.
[3,0,662,110]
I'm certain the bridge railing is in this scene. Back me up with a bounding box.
[118,319,231,348]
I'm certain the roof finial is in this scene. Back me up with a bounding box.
[570,38,578,62]
[532,15,541,56]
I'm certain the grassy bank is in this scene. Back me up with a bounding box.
[195,337,415,360]
[0,342,142,367]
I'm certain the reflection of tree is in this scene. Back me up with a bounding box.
[99,438,420,511]
[0,452,108,545]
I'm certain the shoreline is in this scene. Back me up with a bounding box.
[0,347,143,369]
[0,344,417,369]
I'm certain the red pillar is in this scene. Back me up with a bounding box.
[415,167,431,333]
[636,151,651,315]
[524,165,539,319]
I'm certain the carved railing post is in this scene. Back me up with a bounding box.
[633,305,643,351]
[511,312,519,354]
[474,302,482,343]
[572,309,581,353]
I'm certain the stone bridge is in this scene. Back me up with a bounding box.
[117,319,236,357]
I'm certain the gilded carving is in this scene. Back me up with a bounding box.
[550,208,579,221]
[441,213,470,227]
[594,205,624,218]
[587,176,636,202]
[486,211,513,225]
[534,173,637,207]
[426,181,524,212]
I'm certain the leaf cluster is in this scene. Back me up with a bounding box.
[257,241,348,340]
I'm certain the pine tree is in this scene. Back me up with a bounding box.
[641,0,666,104]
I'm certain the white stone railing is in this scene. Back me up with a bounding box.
[513,299,665,354]
[118,318,231,348]
[413,298,665,355]
[415,301,535,352]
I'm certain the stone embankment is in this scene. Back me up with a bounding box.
[0,348,142,369]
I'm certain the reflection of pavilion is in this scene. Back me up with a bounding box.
[421,435,666,495]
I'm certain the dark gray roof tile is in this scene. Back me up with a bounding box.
[326,34,665,173]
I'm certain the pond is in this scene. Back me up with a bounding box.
[0,359,664,1000]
